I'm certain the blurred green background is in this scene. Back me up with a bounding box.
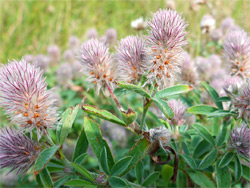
[1,0,250,63]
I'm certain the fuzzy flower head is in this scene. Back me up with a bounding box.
[0,60,59,140]
[56,63,73,89]
[230,124,250,158]
[69,35,80,49]
[131,17,147,31]
[48,45,60,63]
[144,9,187,88]
[86,28,98,39]
[220,17,235,33]
[0,127,40,176]
[167,99,187,126]
[116,36,145,83]
[200,14,216,33]
[35,54,50,71]
[223,76,243,96]
[223,30,250,78]
[149,126,172,148]
[105,28,117,46]
[79,39,117,94]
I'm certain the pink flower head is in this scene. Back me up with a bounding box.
[116,36,145,83]
[144,9,187,88]
[167,99,187,126]
[223,30,250,78]
[0,60,59,140]
[79,39,117,94]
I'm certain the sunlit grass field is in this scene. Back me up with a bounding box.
[1,0,250,63]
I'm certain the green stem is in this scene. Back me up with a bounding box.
[140,98,152,130]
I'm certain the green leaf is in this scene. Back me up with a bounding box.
[188,171,216,188]
[180,154,197,169]
[74,153,88,164]
[154,84,193,99]
[121,108,137,125]
[71,162,95,182]
[100,147,110,175]
[39,168,53,188]
[161,164,173,185]
[217,96,231,102]
[82,105,126,126]
[109,176,127,188]
[193,140,212,158]
[198,149,218,169]
[152,97,174,119]
[64,179,95,187]
[207,110,236,117]
[114,87,130,96]
[216,122,228,146]
[218,152,234,168]
[59,105,80,145]
[234,155,242,181]
[111,156,133,176]
[202,82,223,109]
[84,117,115,170]
[215,162,231,188]
[117,82,151,98]
[193,124,215,146]
[121,138,150,176]
[229,162,250,182]
[135,161,144,184]
[54,176,71,188]
[34,145,60,174]
[72,125,89,162]
[187,105,218,115]
[142,172,160,187]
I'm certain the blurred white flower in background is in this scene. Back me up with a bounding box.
[131,17,147,31]
[200,14,216,33]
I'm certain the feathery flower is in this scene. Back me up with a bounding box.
[230,124,250,158]
[56,63,73,89]
[220,17,235,33]
[223,30,250,78]
[69,35,80,49]
[116,36,145,83]
[48,45,60,63]
[144,9,187,88]
[200,14,216,33]
[0,127,40,176]
[63,49,75,62]
[223,76,243,96]
[35,54,50,71]
[86,28,98,39]
[210,28,223,42]
[105,28,117,46]
[167,99,187,126]
[79,39,117,94]
[149,126,172,148]
[0,60,59,140]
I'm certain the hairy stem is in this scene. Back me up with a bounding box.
[105,82,122,110]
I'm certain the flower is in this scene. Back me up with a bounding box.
[144,9,187,88]
[0,60,59,140]
[56,63,73,89]
[167,99,187,126]
[69,35,80,49]
[63,49,75,62]
[166,0,176,9]
[210,28,223,42]
[86,28,98,39]
[200,14,216,33]
[0,127,40,176]
[223,30,250,78]
[223,76,243,96]
[35,54,50,71]
[47,45,60,63]
[149,126,172,148]
[131,17,147,30]
[116,36,145,83]
[78,39,117,94]
[230,124,250,158]
[105,28,117,46]
[220,17,235,33]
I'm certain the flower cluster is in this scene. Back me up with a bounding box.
[144,9,188,88]
[0,60,59,139]
[149,126,172,148]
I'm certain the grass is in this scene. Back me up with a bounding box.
[0,0,250,63]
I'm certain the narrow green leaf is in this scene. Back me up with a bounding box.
[142,172,160,187]
[154,84,193,99]
[188,171,216,188]
[64,179,95,187]
[216,122,228,146]
[117,82,151,99]
[215,162,231,188]
[72,125,89,161]
[180,154,197,169]
[193,140,212,158]
[39,168,53,188]
[193,123,215,146]
[74,153,88,165]
[54,176,71,188]
[198,149,218,169]
[234,155,242,181]
[34,145,60,174]
[59,105,80,145]
[218,152,234,168]
[187,105,218,115]
[109,176,127,188]
[207,110,236,117]
[111,156,133,176]
[202,82,223,109]
[71,162,95,182]
[121,138,150,176]
[135,161,144,184]
[84,117,115,170]
[82,105,126,126]
[217,96,231,102]
[100,147,110,175]
[152,98,174,119]
[229,162,250,182]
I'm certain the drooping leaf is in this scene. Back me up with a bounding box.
[218,152,234,168]
[135,161,144,184]
[64,179,95,187]
[39,168,53,188]
[84,117,115,170]
[202,82,223,109]
[71,162,95,182]
[193,124,215,146]
[82,105,126,126]
[59,105,80,145]
[142,172,160,187]
[198,149,217,169]
[111,156,133,176]
[188,171,216,188]
[34,145,60,174]
[154,84,193,99]
[109,176,127,188]
[117,82,151,99]
[187,105,218,115]
[152,97,174,119]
